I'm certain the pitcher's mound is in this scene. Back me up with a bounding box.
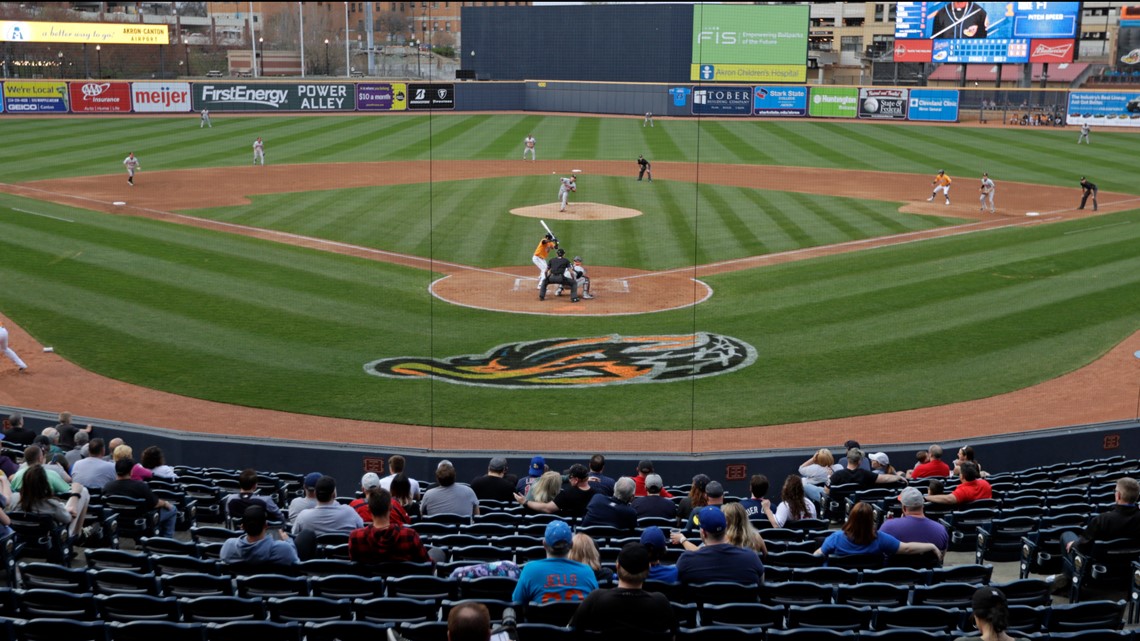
[511,203,642,221]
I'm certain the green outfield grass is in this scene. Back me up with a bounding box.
[2,115,1139,430]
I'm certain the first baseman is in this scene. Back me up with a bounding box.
[558,175,576,212]
[533,233,558,290]
[523,134,536,161]
[200,109,212,128]
[123,152,140,186]
[253,137,265,165]
[0,322,27,372]
[1079,177,1098,211]
[1077,122,1090,144]
[928,169,952,205]
[979,172,995,213]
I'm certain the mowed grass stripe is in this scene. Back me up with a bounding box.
[478,114,544,159]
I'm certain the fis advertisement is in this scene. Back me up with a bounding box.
[752,86,807,117]
[808,86,857,119]
[193,83,357,112]
[858,88,908,120]
[907,89,960,122]
[691,86,752,116]
[1067,92,1140,128]
[691,4,808,83]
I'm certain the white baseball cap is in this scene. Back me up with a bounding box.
[870,452,890,466]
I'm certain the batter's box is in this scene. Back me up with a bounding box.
[604,279,630,294]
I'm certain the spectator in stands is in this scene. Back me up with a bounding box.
[675,506,765,586]
[569,542,678,635]
[586,454,616,497]
[570,532,611,584]
[1049,477,1140,590]
[512,520,599,603]
[870,452,896,475]
[64,431,89,470]
[0,474,10,537]
[224,468,285,525]
[633,460,673,498]
[380,454,420,498]
[287,472,321,527]
[632,473,677,520]
[12,446,89,531]
[106,438,124,460]
[683,480,725,533]
[962,586,1015,641]
[640,526,678,582]
[522,471,562,509]
[799,448,835,487]
[739,474,771,517]
[104,457,177,538]
[17,465,93,540]
[515,455,547,495]
[678,473,711,522]
[447,601,492,641]
[2,413,35,447]
[833,440,872,472]
[763,474,818,528]
[927,461,992,505]
[219,504,298,567]
[348,488,431,565]
[814,502,941,561]
[139,446,177,480]
[580,476,637,530]
[517,463,595,518]
[470,456,517,503]
[292,475,364,560]
[37,430,64,460]
[879,487,949,552]
[53,412,91,450]
[951,445,984,477]
[12,444,67,487]
[112,444,152,482]
[70,438,116,489]
[828,449,905,492]
[723,502,767,555]
[421,460,480,518]
[349,472,384,522]
[390,473,420,520]
[909,444,951,479]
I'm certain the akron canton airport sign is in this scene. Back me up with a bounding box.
[365,333,757,389]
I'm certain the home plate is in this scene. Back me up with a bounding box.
[1026,212,1040,217]
[113,201,126,206]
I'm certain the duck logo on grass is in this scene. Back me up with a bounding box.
[364,332,757,389]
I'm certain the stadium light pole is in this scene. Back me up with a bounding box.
[183,37,191,76]
[57,50,63,79]
[96,45,102,78]
[325,39,330,76]
[1134,350,1140,421]
[249,1,258,78]
[299,1,306,78]
[344,1,350,78]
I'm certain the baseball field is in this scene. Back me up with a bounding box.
[1,114,1139,438]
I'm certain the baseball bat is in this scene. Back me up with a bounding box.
[540,220,555,238]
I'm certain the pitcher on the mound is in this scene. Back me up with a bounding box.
[558,176,576,212]
[927,169,952,206]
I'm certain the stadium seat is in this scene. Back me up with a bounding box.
[976,516,1040,563]
[699,602,784,629]
[7,510,74,564]
[14,618,107,641]
[142,536,201,558]
[352,596,437,624]
[151,554,222,577]
[991,578,1051,606]
[686,581,760,606]
[86,548,153,573]
[766,628,856,639]
[834,582,909,607]
[458,575,518,601]
[676,626,765,640]
[386,574,459,603]
[862,567,930,587]
[95,593,181,622]
[1069,539,1140,603]
[796,567,859,585]
[302,621,395,641]
[930,564,992,585]
[205,620,301,641]
[871,605,963,632]
[1046,600,1126,632]
[760,581,834,607]
[827,553,885,570]
[108,620,208,641]
[398,620,450,641]
[441,598,517,623]
[17,588,99,620]
[234,573,309,599]
[18,561,91,591]
[785,604,872,631]
[523,600,580,626]
[859,631,953,641]
[515,622,577,640]
[310,574,385,600]
[89,569,162,596]
[161,572,235,598]
[178,595,265,623]
[266,596,353,623]
[911,582,977,609]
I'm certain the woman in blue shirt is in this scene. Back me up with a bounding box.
[815,502,942,561]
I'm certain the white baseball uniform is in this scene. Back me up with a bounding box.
[523,135,536,161]
[0,324,27,370]
[123,154,140,185]
[558,177,575,212]
[644,112,654,127]
[200,109,212,128]
[979,176,995,213]
[1077,123,1090,144]
[573,259,592,298]
[253,138,265,165]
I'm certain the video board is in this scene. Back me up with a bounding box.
[894,2,1079,64]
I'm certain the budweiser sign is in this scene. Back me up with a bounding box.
[68,81,131,113]
[1029,39,1075,63]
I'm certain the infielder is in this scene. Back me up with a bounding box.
[637,155,652,182]
[927,169,952,205]
[979,172,995,213]
[558,175,576,212]
[200,109,212,128]
[533,233,558,290]
[643,112,654,127]
[1077,122,1090,144]
[1079,177,1098,211]
[523,134,536,161]
[123,152,140,186]
[0,322,27,372]
[253,137,265,165]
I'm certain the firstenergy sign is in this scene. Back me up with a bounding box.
[1,20,168,44]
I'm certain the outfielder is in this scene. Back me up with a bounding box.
[200,109,212,128]
[637,155,652,182]
[1079,177,1098,211]
[927,169,952,205]
[533,233,558,290]
[558,175,576,212]
[1077,122,1090,144]
[0,322,27,372]
[643,112,654,127]
[123,152,140,186]
[253,137,265,165]
[979,172,995,213]
[523,134,536,161]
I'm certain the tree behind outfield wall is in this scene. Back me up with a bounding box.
[262,4,346,76]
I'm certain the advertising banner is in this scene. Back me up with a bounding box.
[192,83,356,112]
[907,89,960,122]
[1,20,168,44]
[692,85,752,116]
[858,88,908,120]
[407,84,455,110]
[131,82,192,113]
[69,81,131,113]
[357,83,407,111]
[690,4,808,82]
[807,86,857,118]
[2,81,68,113]
[0,83,4,113]
[893,40,933,62]
[752,85,807,116]
[1028,39,1075,63]
[1067,91,1140,128]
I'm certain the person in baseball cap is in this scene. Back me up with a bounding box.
[878,486,949,552]
[349,472,386,522]
[870,452,895,475]
[640,526,678,582]
[569,541,679,635]
[286,472,323,527]
[696,505,726,535]
[673,504,766,586]
[512,519,600,604]
[515,455,548,495]
[634,460,674,499]
[969,586,1012,640]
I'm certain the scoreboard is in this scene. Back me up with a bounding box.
[894,2,1080,64]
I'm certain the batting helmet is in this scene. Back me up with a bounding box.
[544,233,553,240]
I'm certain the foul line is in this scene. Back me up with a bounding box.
[11,207,73,223]
[1064,221,1132,235]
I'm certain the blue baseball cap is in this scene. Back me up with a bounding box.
[640,526,667,559]
[303,472,322,488]
[696,506,726,535]
[529,456,546,477]
[544,520,573,549]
